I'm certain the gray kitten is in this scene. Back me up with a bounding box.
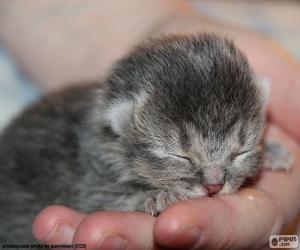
[0,34,291,243]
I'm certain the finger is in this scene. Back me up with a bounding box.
[154,125,300,250]
[72,211,156,250]
[32,205,85,244]
[257,124,300,222]
[266,53,300,141]
[33,205,158,250]
[154,192,278,250]
[236,34,300,140]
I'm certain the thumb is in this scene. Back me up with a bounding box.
[154,191,280,249]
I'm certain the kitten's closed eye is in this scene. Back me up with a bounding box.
[169,153,192,163]
[230,150,250,161]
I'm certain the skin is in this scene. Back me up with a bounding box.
[32,34,300,250]
[1,1,299,249]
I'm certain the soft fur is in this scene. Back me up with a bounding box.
[0,34,271,242]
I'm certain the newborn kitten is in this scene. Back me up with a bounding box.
[0,34,291,242]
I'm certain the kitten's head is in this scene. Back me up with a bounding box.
[103,34,268,197]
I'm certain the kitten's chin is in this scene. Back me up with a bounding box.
[184,185,208,199]
[217,182,240,196]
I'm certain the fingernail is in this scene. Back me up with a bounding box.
[41,222,74,244]
[174,225,201,249]
[96,235,128,250]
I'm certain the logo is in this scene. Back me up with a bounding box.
[269,235,298,248]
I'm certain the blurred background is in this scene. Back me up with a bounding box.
[193,0,300,59]
[0,0,299,130]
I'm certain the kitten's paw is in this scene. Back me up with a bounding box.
[263,140,293,171]
[144,191,186,216]
[144,197,158,216]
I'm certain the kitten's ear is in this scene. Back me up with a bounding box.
[105,92,149,135]
[105,99,135,135]
[258,76,270,112]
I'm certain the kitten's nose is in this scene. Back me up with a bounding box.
[204,184,223,195]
